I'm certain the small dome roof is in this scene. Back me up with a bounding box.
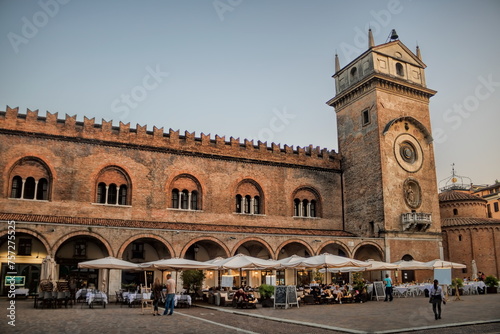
[438,190,487,203]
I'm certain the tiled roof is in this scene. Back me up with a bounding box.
[441,217,500,227]
[438,190,487,203]
[0,213,355,237]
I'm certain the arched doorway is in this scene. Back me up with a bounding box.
[0,232,48,295]
[55,235,110,290]
[353,244,384,282]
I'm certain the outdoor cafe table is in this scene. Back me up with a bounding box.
[86,291,108,306]
[123,292,151,305]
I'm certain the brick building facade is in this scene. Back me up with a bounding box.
[1,34,446,294]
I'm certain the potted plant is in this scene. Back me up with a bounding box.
[451,278,464,296]
[181,270,206,297]
[484,275,499,294]
[258,284,275,307]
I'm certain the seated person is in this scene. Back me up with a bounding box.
[331,285,344,303]
[233,288,248,307]
[341,285,352,300]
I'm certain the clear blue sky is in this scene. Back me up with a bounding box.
[1,0,499,186]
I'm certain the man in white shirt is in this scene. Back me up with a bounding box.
[162,274,176,316]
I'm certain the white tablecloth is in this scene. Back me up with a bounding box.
[15,288,29,296]
[123,292,151,304]
[86,292,108,305]
[174,294,191,306]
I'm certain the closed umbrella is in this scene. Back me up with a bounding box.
[471,260,478,280]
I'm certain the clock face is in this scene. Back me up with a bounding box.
[394,134,423,172]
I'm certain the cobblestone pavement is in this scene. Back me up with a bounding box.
[1,293,499,333]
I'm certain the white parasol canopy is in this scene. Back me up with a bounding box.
[208,254,279,270]
[392,259,431,270]
[364,259,400,271]
[424,259,466,269]
[282,253,372,269]
[78,256,140,270]
[140,257,218,270]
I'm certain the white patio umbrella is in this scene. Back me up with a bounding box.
[141,258,219,293]
[319,267,366,273]
[78,256,140,294]
[392,259,431,270]
[209,254,279,270]
[423,259,466,269]
[78,256,140,270]
[364,259,400,271]
[276,255,306,285]
[140,257,218,271]
[282,253,372,270]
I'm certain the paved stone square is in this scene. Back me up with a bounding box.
[1,293,499,333]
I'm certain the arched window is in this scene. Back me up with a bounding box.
[302,199,309,217]
[191,191,198,210]
[396,63,404,76]
[294,199,300,216]
[169,174,202,211]
[253,196,260,214]
[292,187,321,218]
[235,194,242,213]
[244,195,251,214]
[172,189,179,209]
[9,157,52,201]
[350,67,358,81]
[181,190,189,209]
[95,166,131,206]
[118,185,128,205]
[107,184,117,204]
[310,200,316,217]
[10,176,22,199]
[453,208,458,216]
[97,183,107,204]
[36,178,48,200]
[24,177,36,199]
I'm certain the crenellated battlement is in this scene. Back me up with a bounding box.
[0,106,341,169]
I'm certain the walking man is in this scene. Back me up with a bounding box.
[384,274,393,302]
[163,274,176,315]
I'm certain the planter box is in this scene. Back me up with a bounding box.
[486,286,498,294]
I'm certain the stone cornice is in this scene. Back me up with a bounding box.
[327,73,437,111]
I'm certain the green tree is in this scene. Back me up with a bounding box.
[180,270,205,294]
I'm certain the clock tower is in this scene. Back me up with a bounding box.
[327,30,442,262]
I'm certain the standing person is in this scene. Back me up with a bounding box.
[152,277,163,316]
[383,274,393,302]
[429,279,446,320]
[162,274,176,316]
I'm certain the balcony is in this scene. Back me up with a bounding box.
[401,212,432,231]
